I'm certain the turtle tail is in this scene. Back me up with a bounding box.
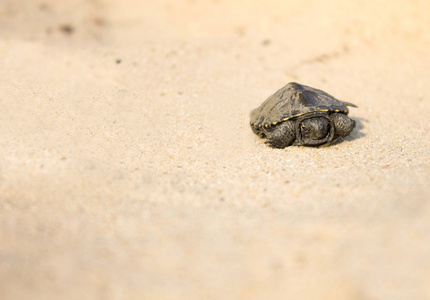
[341,101,358,108]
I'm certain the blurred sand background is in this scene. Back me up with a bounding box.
[1,0,430,299]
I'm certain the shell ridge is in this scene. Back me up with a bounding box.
[250,82,351,127]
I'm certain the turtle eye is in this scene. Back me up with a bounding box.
[300,123,308,131]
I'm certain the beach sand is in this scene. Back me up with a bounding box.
[1,0,430,299]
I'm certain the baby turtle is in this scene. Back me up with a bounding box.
[250,82,357,148]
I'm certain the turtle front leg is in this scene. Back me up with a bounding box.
[265,120,296,149]
[331,113,356,137]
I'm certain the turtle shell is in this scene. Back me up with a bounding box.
[250,82,349,130]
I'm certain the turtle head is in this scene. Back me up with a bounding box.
[296,113,335,146]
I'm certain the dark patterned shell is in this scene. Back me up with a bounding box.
[250,82,349,129]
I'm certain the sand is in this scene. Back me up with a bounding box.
[1,0,430,299]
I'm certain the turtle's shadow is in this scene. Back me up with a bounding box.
[334,116,367,144]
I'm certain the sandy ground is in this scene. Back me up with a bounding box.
[1,0,430,299]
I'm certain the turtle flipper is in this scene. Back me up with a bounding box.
[265,120,295,149]
[250,124,266,138]
[331,113,356,137]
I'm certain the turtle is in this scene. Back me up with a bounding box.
[250,82,357,148]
